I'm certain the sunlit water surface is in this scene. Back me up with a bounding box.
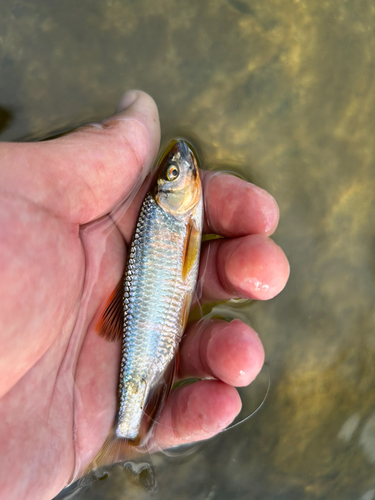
[1,1,375,499]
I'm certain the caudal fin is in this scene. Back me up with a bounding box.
[78,430,157,492]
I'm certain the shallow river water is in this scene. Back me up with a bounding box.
[1,1,375,499]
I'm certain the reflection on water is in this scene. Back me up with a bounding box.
[1,0,375,498]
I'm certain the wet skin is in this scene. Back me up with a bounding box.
[0,91,289,500]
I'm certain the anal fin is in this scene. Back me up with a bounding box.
[141,356,178,438]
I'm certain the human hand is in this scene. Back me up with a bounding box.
[0,90,289,500]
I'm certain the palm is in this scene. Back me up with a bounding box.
[0,91,289,500]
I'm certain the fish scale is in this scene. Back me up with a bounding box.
[117,194,196,439]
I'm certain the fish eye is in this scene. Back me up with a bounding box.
[165,164,180,181]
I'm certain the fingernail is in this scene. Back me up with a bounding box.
[115,90,139,113]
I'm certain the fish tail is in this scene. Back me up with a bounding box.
[78,429,157,492]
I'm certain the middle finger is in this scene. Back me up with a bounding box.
[197,234,290,304]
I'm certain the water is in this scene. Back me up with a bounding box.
[1,0,375,498]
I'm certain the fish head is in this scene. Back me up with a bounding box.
[154,140,202,216]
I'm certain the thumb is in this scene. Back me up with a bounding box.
[0,90,160,224]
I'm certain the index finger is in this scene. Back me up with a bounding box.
[202,172,280,237]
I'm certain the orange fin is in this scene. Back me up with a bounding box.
[141,356,178,436]
[180,292,193,332]
[78,429,157,492]
[182,220,201,281]
[96,279,124,342]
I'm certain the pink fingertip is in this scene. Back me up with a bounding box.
[225,235,290,300]
[185,381,241,435]
[206,320,265,387]
[202,173,280,237]
[155,381,241,448]
[253,184,280,235]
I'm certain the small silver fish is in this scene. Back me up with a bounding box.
[83,139,203,481]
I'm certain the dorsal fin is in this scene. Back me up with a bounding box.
[96,278,124,342]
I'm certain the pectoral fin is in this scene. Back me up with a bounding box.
[182,220,201,281]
